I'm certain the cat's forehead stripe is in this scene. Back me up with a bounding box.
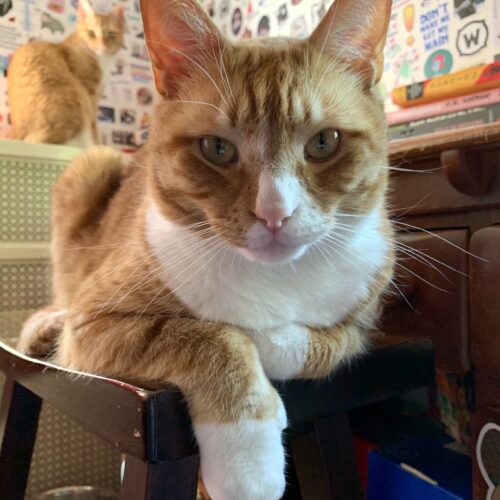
[227,48,317,138]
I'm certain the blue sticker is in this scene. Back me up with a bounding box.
[420,3,451,52]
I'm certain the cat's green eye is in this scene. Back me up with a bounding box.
[87,30,96,38]
[305,129,341,162]
[105,31,118,38]
[200,137,238,165]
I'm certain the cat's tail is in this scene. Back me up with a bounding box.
[52,146,125,242]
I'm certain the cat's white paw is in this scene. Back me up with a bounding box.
[194,402,287,500]
[248,324,310,380]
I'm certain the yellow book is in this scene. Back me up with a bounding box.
[392,62,500,108]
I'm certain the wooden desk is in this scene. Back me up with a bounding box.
[385,122,500,500]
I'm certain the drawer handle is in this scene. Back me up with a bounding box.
[441,148,494,196]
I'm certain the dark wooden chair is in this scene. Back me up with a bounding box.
[0,336,434,500]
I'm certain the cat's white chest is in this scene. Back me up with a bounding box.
[146,204,387,331]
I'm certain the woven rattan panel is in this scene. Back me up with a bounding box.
[0,157,60,242]
[0,141,120,498]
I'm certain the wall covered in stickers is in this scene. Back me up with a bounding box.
[1,0,499,144]
[203,0,500,112]
[0,0,157,147]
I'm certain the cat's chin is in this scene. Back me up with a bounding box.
[238,241,308,264]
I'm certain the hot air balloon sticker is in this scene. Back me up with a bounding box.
[403,4,415,46]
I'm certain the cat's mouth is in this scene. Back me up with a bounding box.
[239,231,323,264]
[239,240,306,263]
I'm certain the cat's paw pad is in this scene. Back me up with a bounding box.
[17,307,65,357]
[250,324,310,380]
[195,404,286,500]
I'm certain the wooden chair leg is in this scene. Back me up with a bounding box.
[121,453,199,500]
[290,413,363,500]
[0,378,42,500]
[314,413,363,500]
[283,432,303,500]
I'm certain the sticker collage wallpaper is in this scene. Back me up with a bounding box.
[0,0,157,147]
[204,0,500,112]
[0,0,499,146]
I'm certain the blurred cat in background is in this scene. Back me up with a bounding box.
[7,0,124,147]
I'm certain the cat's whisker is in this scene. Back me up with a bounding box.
[396,241,468,278]
[309,0,340,83]
[145,39,231,110]
[330,222,465,279]
[322,230,452,294]
[219,42,236,105]
[210,38,235,107]
[93,249,162,315]
[387,280,419,312]
[391,258,451,294]
[165,100,229,117]
[391,220,488,261]
[103,233,226,314]
[75,246,157,298]
[135,237,228,319]
[382,165,445,173]
[334,212,487,262]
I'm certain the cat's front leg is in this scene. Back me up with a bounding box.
[17,306,65,358]
[58,314,286,500]
[248,322,367,380]
[247,324,312,380]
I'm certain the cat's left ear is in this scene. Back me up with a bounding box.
[78,0,95,19]
[309,0,392,87]
[140,0,226,97]
[113,3,125,24]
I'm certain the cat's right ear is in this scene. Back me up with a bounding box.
[78,0,95,19]
[140,0,225,97]
[309,0,392,87]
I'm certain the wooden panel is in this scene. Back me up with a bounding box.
[381,229,469,372]
[470,226,500,377]
[388,150,500,218]
[389,122,500,160]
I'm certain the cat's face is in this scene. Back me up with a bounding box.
[143,0,391,264]
[77,0,124,56]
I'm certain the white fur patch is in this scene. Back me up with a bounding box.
[246,324,310,380]
[146,202,388,380]
[255,172,300,221]
[64,126,94,149]
[194,402,287,500]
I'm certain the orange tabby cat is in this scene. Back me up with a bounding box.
[7,0,124,147]
[18,0,394,497]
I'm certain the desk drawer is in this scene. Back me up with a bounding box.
[381,229,469,372]
[390,152,500,218]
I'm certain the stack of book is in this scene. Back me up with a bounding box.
[388,61,500,141]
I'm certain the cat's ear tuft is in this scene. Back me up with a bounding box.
[140,0,225,97]
[78,0,95,19]
[309,0,392,87]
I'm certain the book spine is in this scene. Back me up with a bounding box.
[391,62,500,108]
[389,103,500,140]
[386,88,500,125]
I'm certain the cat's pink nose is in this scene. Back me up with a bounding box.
[254,207,291,233]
